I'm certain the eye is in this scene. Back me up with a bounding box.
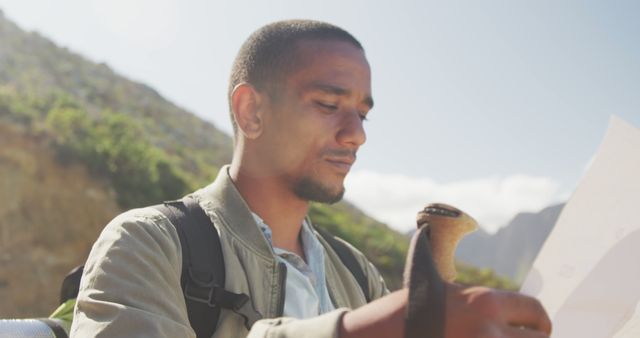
[316,101,338,111]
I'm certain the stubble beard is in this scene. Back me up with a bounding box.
[293,175,345,204]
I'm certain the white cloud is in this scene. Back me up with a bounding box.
[344,171,567,234]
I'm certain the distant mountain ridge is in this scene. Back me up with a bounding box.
[456,203,565,283]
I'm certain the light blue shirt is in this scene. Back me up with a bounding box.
[251,213,335,318]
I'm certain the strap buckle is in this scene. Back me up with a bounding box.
[183,268,263,329]
[183,268,216,305]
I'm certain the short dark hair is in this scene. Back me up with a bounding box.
[228,20,364,136]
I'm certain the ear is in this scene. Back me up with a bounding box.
[231,83,264,140]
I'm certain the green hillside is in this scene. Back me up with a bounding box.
[0,10,231,188]
[0,10,515,316]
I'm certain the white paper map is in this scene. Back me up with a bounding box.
[520,116,640,338]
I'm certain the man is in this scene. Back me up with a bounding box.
[71,20,552,337]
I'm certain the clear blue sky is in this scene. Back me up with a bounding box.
[1,0,638,232]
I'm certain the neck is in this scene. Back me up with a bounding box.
[230,159,309,255]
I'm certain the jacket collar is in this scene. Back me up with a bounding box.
[194,165,276,263]
[194,165,359,308]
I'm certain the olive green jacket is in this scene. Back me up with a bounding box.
[70,166,388,338]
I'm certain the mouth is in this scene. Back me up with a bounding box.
[325,157,355,173]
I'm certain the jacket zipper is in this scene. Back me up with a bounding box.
[275,262,287,317]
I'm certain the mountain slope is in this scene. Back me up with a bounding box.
[0,9,232,185]
[456,203,565,283]
[0,123,121,317]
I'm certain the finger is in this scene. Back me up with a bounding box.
[501,325,551,338]
[499,291,552,335]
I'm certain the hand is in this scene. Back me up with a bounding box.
[339,284,552,338]
[445,283,552,338]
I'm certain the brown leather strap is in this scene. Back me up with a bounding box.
[403,226,446,338]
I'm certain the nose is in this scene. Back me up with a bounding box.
[336,110,367,147]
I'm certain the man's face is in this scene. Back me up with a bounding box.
[258,39,373,204]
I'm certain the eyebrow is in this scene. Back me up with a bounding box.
[309,83,374,110]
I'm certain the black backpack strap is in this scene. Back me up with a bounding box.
[314,227,371,303]
[154,196,261,337]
